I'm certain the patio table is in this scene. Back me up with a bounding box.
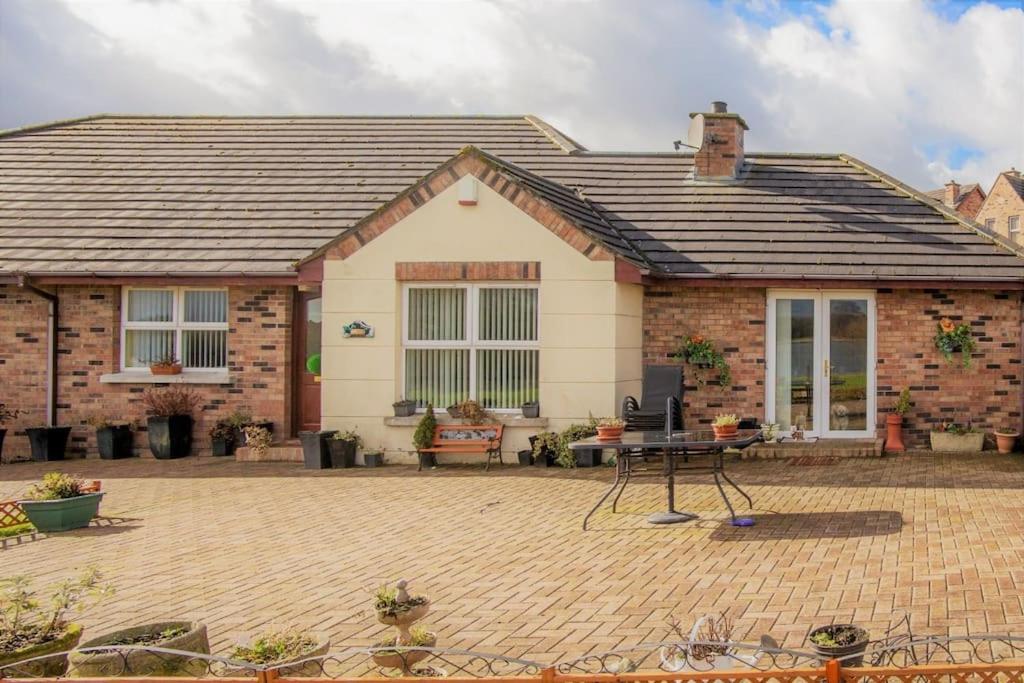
[569,428,762,530]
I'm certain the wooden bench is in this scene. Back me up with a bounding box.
[418,424,504,471]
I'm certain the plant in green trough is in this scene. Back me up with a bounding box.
[412,405,437,451]
[25,473,85,501]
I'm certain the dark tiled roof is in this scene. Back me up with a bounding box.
[1,115,1023,282]
[1004,172,1024,201]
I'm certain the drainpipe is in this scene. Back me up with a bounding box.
[17,276,58,427]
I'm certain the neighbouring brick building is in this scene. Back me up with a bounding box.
[975,169,1024,245]
[2,104,1024,460]
[924,180,986,220]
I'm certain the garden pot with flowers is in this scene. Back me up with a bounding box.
[17,473,103,532]
[934,317,976,368]
[675,334,732,388]
[930,422,983,452]
[711,414,739,440]
[885,388,912,453]
[596,417,625,442]
[994,428,1019,455]
[141,387,199,459]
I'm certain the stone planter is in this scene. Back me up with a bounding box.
[376,601,430,628]
[97,425,134,459]
[147,415,193,459]
[0,624,82,677]
[299,430,336,469]
[225,635,330,677]
[69,621,209,677]
[371,632,435,671]
[18,493,103,532]
[26,426,72,461]
[930,431,984,453]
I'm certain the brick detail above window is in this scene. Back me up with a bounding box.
[395,262,540,282]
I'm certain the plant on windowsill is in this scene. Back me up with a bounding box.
[413,405,438,469]
[328,429,362,468]
[930,421,983,453]
[141,386,199,459]
[149,354,182,376]
[885,388,912,454]
[674,335,732,388]
[0,403,23,464]
[933,317,976,368]
[0,567,111,677]
[711,414,739,441]
[521,401,540,419]
[17,473,104,533]
[445,400,495,423]
[85,416,135,460]
[994,427,1019,455]
[392,398,417,418]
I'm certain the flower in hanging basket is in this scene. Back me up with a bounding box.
[933,318,976,368]
[674,334,732,387]
[939,317,956,333]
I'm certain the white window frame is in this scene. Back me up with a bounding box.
[401,282,540,412]
[1009,216,1020,237]
[120,286,229,372]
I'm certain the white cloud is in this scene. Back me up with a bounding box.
[1,0,1020,190]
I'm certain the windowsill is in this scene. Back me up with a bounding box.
[100,371,231,385]
[383,414,548,428]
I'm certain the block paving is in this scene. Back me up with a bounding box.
[2,453,1023,664]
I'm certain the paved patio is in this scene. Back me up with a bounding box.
[2,453,1023,663]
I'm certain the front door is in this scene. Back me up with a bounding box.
[294,290,322,434]
[766,290,876,438]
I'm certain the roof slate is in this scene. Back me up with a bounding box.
[1,115,1023,282]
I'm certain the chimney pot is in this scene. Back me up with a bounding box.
[711,101,728,113]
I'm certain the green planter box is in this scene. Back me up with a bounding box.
[18,493,103,532]
[0,624,82,677]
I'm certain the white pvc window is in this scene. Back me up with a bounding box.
[402,284,539,411]
[122,287,228,370]
[1009,216,1020,237]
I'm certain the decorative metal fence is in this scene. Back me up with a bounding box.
[2,636,1023,683]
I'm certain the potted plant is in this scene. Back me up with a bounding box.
[224,409,253,443]
[413,405,438,469]
[392,399,417,418]
[675,334,732,387]
[24,425,73,462]
[141,386,199,459]
[17,473,103,532]
[87,417,134,460]
[994,427,1019,455]
[807,624,869,667]
[372,624,436,672]
[298,430,337,470]
[371,581,433,674]
[328,429,362,468]
[562,419,600,468]
[596,417,625,442]
[0,567,110,677]
[68,621,209,677]
[227,629,330,677]
[759,423,781,443]
[660,613,760,671]
[930,422,984,452]
[531,432,559,467]
[242,425,272,459]
[934,317,976,368]
[517,449,534,466]
[148,353,182,376]
[886,388,912,453]
[208,422,236,457]
[521,401,540,419]
[446,400,494,423]
[712,414,739,440]
[0,403,22,464]
[363,449,385,467]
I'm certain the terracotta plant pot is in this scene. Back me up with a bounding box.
[712,424,738,440]
[995,432,1019,454]
[596,426,624,441]
[885,413,905,453]
[150,363,182,376]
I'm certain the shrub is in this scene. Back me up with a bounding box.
[242,426,272,457]
[25,473,85,501]
[893,388,912,416]
[141,387,200,417]
[0,403,22,425]
[224,409,254,429]
[230,629,319,665]
[412,405,437,451]
[0,568,111,653]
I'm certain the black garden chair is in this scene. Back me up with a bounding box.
[622,365,683,432]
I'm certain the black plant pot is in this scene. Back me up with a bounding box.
[517,449,534,466]
[364,452,384,468]
[147,415,193,459]
[575,447,602,468]
[210,437,235,457]
[235,421,274,446]
[96,425,134,459]
[26,427,72,462]
[521,403,540,419]
[0,428,6,463]
[393,402,417,417]
[299,430,336,470]
[418,452,437,469]
[327,439,357,468]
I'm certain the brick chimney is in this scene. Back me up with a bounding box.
[692,101,748,179]
[944,180,961,207]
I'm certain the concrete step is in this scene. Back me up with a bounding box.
[745,438,884,459]
[235,443,303,463]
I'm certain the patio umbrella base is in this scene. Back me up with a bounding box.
[647,511,697,524]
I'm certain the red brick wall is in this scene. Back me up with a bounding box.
[643,285,1023,447]
[643,285,766,429]
[956,188,985,221]
[0,285,50,436]
[1,284,293,460]
[875,288,1022,447]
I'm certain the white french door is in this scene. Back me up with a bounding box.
[766,290,876,438]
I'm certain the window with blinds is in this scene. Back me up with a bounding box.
[122,288,228,370]
[403,285,539,411]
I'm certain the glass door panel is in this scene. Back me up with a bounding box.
[772,298,817,433]
[826,297,871,435]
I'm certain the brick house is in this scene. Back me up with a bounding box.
[923,180,986,220]
[975,169,1024,245]
[2,104,1023,460]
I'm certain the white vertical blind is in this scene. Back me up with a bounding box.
[127,290,173,322]
[182,330,228,368]
[184,290,228,323]
[408,288,465,341]
[478,288,537,341]
[405,349,470,408]
[123,288,229,370]
[125,329,175,367]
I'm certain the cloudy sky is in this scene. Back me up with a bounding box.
[1,0,1021,191]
